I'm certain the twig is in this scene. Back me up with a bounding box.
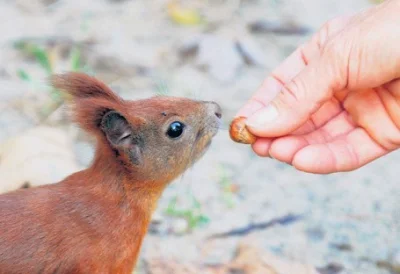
[207,213,304,239]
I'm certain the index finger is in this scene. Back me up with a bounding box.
[235,15,352,119]
[235,47,308,118]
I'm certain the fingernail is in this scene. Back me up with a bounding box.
[246,105,279,128]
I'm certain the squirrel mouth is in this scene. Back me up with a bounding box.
[196,126,218,143]
[195,129,214,151]
[196,128,205,141]
[204,139,212,149]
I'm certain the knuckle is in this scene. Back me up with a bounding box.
[321,40,349,90]
[323,40,343,58]
[280,79,306,105]
[314,15,348,51]
[312,27,328,51]
[322,15,351,36]
[320,18,335,35]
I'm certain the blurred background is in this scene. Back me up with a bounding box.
[0,0,399,273]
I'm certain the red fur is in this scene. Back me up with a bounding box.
[0,73,209,274]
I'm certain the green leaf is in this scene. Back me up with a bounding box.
[17,43,52,74]
[164,195,209,230]
[30,45,52,74]
[70,47,81,71]
[198,215,210,224]
[17,69,31,82]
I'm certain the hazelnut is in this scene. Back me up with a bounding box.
[229,117,257,144]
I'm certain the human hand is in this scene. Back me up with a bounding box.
[236,0,400,174]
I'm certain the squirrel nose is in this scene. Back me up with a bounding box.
[205,101,222,119]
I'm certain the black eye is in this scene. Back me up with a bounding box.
[167,121,185,139]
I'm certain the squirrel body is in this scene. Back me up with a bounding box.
[0,73,221,274]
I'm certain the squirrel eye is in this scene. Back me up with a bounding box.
[167,121,185,139]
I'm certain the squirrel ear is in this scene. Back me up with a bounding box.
[100,111,142,165]
[101,111,133,148]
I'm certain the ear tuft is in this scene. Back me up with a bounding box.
[49,72,128,137]
[50,72,121,102]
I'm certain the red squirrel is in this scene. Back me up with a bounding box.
[0,72,222,274]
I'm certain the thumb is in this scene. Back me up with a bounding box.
[245,45,347,138]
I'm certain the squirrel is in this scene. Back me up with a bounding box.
[0,72,222,274]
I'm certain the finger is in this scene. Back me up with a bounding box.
[292,128,388,174]
[236,37,324,119]
[290,98,343,136]
[236,44,334,143]
[235,76,282,118]
[237,15,352,118]
[245,44,348,138]
[345,87,400,150]
[245,17,352,137]
[269,110,354,163]
[379,79,400,130]
[252,99,343,158]
[236,30,330,119]
[253,98,342,139]
[251,138,274,157]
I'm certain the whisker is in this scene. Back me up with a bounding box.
[213,120,230,131]
[210,126,229,131]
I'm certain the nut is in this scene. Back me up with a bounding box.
[229,117,257,144]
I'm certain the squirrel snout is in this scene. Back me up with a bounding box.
[205,101,222,119]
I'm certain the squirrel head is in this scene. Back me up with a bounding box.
[51,72,221,185]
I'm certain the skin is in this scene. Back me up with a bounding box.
[236,0,400,174]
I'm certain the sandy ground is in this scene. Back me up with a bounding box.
[0,0,399,273]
